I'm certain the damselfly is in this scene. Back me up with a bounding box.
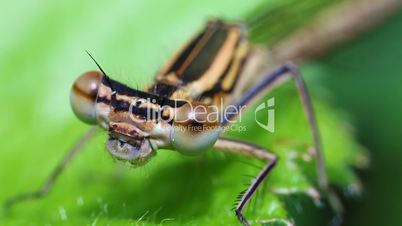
[4,20,338,226]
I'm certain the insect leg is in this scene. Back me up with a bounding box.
[223,63,329,192]
[214,137,277,226]
[221,63,342,217]
[3,127,98,213]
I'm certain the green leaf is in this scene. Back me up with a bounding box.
[0,0,365,225]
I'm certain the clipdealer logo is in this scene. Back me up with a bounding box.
[127,97,275,133]
[254,97,275,133]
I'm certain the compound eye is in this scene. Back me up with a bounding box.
[70,71,102,124]
[170,102,221,155]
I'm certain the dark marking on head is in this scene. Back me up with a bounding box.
[101,76,186,108]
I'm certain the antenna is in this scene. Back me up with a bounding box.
[85,51,116,102]
[85,50,108,76]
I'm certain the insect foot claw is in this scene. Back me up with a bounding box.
[235,210,250,226]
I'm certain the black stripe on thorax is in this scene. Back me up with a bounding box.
[199,41,248,98]
[163,20,230,84]
[149,83,179,97]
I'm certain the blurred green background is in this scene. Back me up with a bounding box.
[0,0,401,225]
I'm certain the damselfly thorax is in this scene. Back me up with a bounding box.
[71,20,261,165]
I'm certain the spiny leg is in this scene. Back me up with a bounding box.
[221,63,342,220]
[3,127,98,214]
[223,63,328,192]
[214,137,278,226]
